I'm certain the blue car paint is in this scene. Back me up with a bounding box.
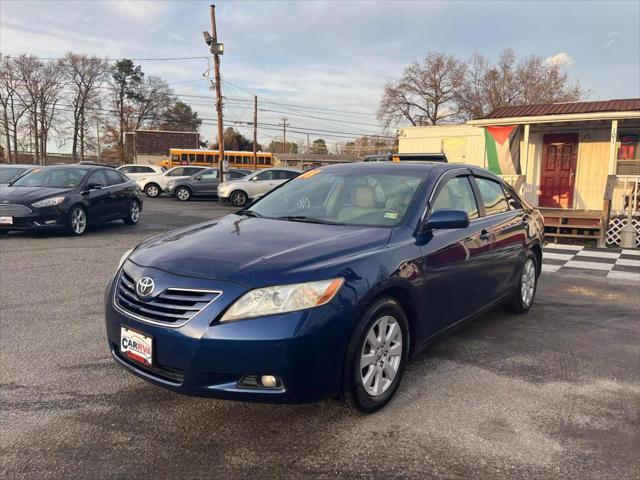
[105,162,543,403]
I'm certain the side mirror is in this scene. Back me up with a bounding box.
[423,210,469,231]
[87,182,103,190]
[195,175,202,181]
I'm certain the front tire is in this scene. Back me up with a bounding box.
[144,183,161,198]
[175,186,191,201]
[66,205,87,236]
[341,297,409,413]
[230,190,248,207]
[123,199,140,225]
[505,252,538,313]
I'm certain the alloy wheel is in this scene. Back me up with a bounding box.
[521,258,536,306]
[146,185,159,197]
[177,188,190,201]
[360,315,403,397]
[130,201,140,222]
[231,191,247,207]
[71,208,86,235]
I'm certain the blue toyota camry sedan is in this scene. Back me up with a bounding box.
[105,162,544,413]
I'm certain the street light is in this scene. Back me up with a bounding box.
[203,31,224,55]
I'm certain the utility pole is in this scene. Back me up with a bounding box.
[206,4,226,181]
[279,116,289,154]
[307,133,310,154]
[96,120,101,162]
[253,95,258,170]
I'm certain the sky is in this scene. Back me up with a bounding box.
[1,0,639,150]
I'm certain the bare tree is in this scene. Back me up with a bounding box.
[130,76,174,131]
[12,55,65,164]
[457,49,586,119]
[36,60,65,163]
[377,52,465,128]
[0,56,30,163]
[61,53,108,161]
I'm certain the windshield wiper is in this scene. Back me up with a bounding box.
[236,209,263,218]
[275,215,345,225]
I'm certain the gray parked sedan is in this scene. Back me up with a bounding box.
[165,168,250,201]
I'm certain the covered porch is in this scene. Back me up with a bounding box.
[468,106,640,247]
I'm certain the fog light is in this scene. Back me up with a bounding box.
[238,374,283,389]
[261,375,277,388]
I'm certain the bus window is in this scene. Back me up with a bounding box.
[196,154,204,163]
[181,153,188,163]
[171,154,180,162]
[189,154,196,162]
[205,154,214,163]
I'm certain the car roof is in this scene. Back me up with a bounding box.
[0,164,37,168]
[316,161,502,181]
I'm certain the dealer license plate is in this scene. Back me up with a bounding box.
[120,326,153,366]
[0,216,13,225]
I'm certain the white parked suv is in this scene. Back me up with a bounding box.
[218,167,301,206]
[117,164,164,181]
[136,166,208,197]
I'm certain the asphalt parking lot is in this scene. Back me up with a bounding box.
[1,197,639,480]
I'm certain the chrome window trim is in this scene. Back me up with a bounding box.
[419,168,474,226]
[112,269,222,328]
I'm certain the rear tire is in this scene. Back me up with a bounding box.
[175,186,191,201]
[123,199,140,225]
[144,183,161,198]
[230,190,248,207]
[341,297,409,413]
[505,251,538,314]
[66,205,87,236]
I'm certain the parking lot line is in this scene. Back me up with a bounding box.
[541,264,561,272]
[616,258,640,267]
[543,252,575,261]
[564,260,615,271]
[546,244,583,251]
[607,270,640,282]
[576,250,621,259]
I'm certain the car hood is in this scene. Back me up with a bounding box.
[0,186,74,203]
[129,214,391,287]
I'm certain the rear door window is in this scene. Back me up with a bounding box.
[86,170,109,188]
[474,177,510,215]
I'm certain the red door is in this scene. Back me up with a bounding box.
[539,133,579,208]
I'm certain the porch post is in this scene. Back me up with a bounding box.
[522,124,530,198]
[608,120,618,175]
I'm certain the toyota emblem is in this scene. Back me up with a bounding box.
[136,277,155,297]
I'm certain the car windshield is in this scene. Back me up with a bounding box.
[0,167,29,183]
[11,167,89,188]
[246,168,426,227]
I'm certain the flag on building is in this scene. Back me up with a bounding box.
[484,125,521,175]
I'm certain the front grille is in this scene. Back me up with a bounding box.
[0,204,32,216]
[114,269,220,326]
[112,343,184,384]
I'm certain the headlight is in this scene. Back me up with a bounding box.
[116,248,133,273]
[32,196,65,208]
[220,278,344,322]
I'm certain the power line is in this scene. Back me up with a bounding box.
[3,55,210,62]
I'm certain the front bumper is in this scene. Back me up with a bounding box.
[105,262,355,404]
[0,206,67,231]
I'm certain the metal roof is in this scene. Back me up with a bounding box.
[485,98,640,119]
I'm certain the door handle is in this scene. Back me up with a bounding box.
[479,229,491,240]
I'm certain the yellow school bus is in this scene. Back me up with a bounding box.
[159,149,274,170]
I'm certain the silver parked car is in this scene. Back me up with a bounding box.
[217,167,302,207]
[165,168,250,201]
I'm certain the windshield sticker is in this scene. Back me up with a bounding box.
[384,211,399,219]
